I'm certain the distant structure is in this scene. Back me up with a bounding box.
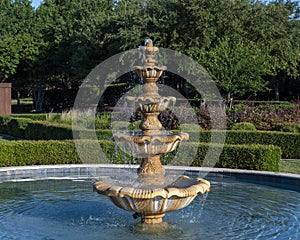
[0,83,12,115]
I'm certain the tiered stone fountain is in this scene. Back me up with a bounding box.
[93,39,210,226]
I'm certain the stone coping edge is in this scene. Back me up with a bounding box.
[0,164,299,183]
[0,164,298,192]
[0,164,299,177]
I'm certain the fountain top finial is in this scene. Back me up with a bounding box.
[144,38,153,47]
[138,38,158,67]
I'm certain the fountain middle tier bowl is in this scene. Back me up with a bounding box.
[134,66,167,80]
[93,175,210,224]
[125,96,176,113]
[113,131,189,157]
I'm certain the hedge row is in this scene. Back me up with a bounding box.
[0,116,112,140]
[0,115,298,159]
[0,140,281,171]
[10,114,47,121]
[190,130,300,159]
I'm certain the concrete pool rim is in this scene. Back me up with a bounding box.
[0,164,299,191]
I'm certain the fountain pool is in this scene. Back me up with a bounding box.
[0,165,299,240]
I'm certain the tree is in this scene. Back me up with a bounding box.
[0,0,43,106]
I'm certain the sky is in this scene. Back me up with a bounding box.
[31,0,43,9]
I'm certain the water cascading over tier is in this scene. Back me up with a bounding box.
[93,39,210,225]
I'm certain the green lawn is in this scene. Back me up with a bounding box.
[279,160,300,175]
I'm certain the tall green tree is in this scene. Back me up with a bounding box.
[0,0,41,84]
[112,0,300,102]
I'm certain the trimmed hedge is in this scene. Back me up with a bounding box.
[10,114,47,121]
[0,116,32,138]
[1,115,298,159]
[188,130,299,159]
[0,140,116,166]
[0,140,281,171]
[230,122,257,131]
[0,116,112,140]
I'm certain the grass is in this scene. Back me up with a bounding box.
[279,160,300,175]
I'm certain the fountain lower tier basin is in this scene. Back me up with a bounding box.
[113,132,189,157]
[93,175,210,224]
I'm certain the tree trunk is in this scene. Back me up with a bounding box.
[273,76,280,101]
[33,86,45,112]
[227,93,233,109]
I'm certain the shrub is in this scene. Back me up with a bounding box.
[230,122,256,131]
[95,114,111,129]
[192,143,281,171]
[180,123,203,132]
[0,140,281,171]
[187,130,300,159]
[10,114,47,121]
[225,131,299,159]
[0,116,32,138]
[0,115,11,134]
[0,140,80,166]
[24,121,74,140]
[275,123,300,133]
[227,102,300,131]
[7,118,32,138]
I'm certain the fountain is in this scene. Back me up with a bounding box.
[93,39,210,226]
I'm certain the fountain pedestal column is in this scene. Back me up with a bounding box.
[138,155,166,181]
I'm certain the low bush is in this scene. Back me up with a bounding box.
[0,115,113,140]
[0,115,11,134]
[230,122,256,131]
[24,121,74,140]
[275,122,300,133]
[227,102,300,131]
[0,140,281,171]
[188,130,300,159]
[10,114,47,121]
[193,143,280,171]
[0,116,32,138]
[0,140,79,166]
[226,131,299,159]
[24,121,113,140]
[7,118,32,138]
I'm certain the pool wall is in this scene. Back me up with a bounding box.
[0,164,299,191]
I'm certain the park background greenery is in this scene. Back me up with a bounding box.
[0,0,300,173]
[0,0,300,110]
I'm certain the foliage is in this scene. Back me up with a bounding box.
[280,160,300,174]
[190,143,281,172]
[0,0,299,106]
[230,122,257,131]
[275,122,300,133]
[10,114,47,121]
[1,114,298,159]
[0,140,281,172]
[0,140,81,166]
[227,102,300,130]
